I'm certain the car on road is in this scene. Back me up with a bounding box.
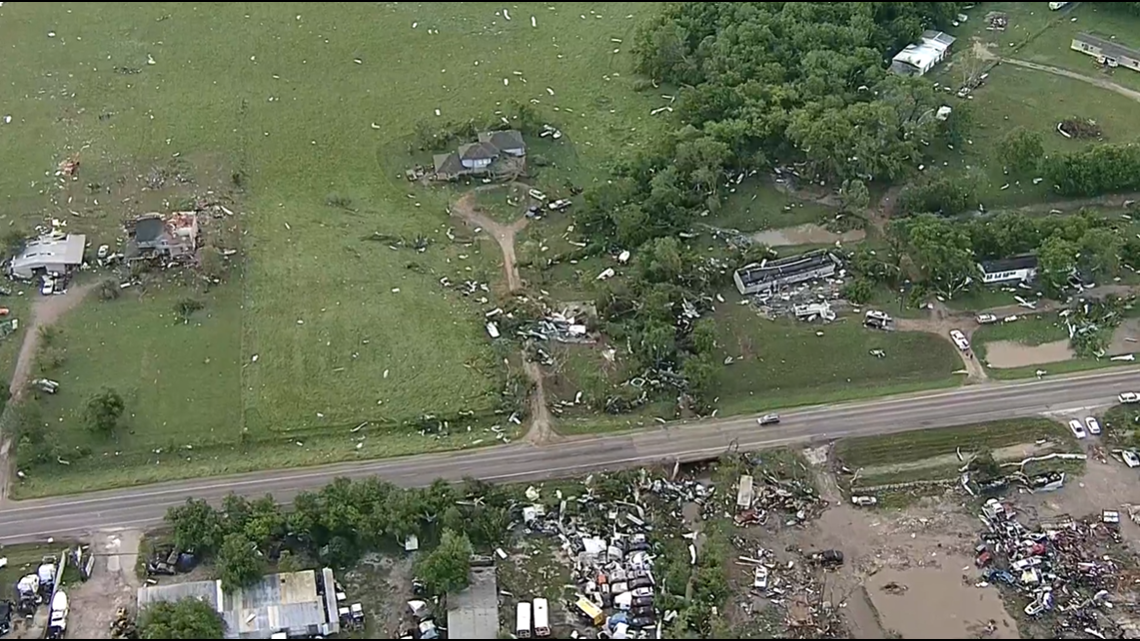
[1120,392,1140,404]
[1085,416,1102,435]
[757,414,780,426]
[1122,451,1140,468]
[949,329,970,351]
[1068,419,1087,439]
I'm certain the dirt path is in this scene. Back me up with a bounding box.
[450,187,558,444]
[895,301,988,382]
[0,281,98,501]
[973,41,1140,103]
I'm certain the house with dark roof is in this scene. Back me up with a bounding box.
[432,130,526,181]
[733,250,842,296]
[1071,33,1140,73]
[130,212,199,259]
[978,255,1038,285]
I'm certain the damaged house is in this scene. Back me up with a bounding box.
[1071,33,1140,73]
[733,250,842,296]
[979,255,1038,285]
[9,234,86,280]
[433,130,526,181]
[890,30,956,76]
[129,212,199,259]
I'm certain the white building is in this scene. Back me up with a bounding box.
[978,255,1038,285]
[9,234,86,280]
[890,30,957,76]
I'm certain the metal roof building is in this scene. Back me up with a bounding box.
[9,234,86,279]
[137,569,340,639]
[447,566,499,639]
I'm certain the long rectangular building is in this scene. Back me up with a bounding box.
[733,250,842,296]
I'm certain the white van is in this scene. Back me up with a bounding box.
[516,601,532,638]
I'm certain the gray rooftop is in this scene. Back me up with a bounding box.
[447,567,499,639]
[1074,32,1140,61]
[736,250,840,287]
[137,569,338,640]
[10,234,86,277]
[478,129,525,151]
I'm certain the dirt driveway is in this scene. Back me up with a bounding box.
[0,281,97,501]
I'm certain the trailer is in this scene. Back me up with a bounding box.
[515,601,532,638]
[533,597,550,637]
[47,591,68,640]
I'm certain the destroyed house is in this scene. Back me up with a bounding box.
[447,566,498,640]
[979,255,1038,285]
[9,234,86,280]
[132,212,199,259]
[890,30,956,76]
[136,568,340,639]
[1071,33,1140,73]
[733,250,842,296]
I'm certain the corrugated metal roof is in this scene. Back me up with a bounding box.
[447,567,499,639]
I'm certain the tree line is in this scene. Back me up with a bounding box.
[849,209,1135,301]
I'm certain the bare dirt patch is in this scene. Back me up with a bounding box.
[67,529,142,639]
[983,339,1074,369]
[750,223,865,247]
[1109,318,1140,357]
[869,562,1018,639]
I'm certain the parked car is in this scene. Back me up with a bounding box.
[851,496,878,507]
[1085,416,1102,435]
[757,414,780,426]
[949,329,970,351]
[547,198,573,211]
[1122,451,1140,468]
[1068,419,1087,439]
[40,276,54,296]
[527,188,547,201]
[1120,392,1140,404]
[975,313,998,324]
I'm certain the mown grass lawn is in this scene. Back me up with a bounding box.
[709,178,837,233]
[710,305,963,416]
[0,2,666,495]
[1018,4,1140,93]
[835,418,1073,470]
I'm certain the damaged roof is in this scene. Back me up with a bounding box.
[433,152,464,175]
[1074,32,1140,61]
[979,254,1038,274]
[458,141,500,161]
[736,250,840,287]
[477,129,525,151]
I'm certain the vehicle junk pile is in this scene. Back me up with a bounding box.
[110,607,138,639]
[15,555,58,615]
[975,498,1132,636]
[732,543,848,639]
[520,475,664,638]
[143,543,197,577]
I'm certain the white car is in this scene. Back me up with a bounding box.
[40,276,54,296]
[975,313,998,324]
[757,414,780,426]
[1122,451,1140,468]
[547,198,573,211]
[1085,416,1102,436]
[949,329,970,351]
[851,496,878,506]
[1068,419,1087,439]
[1120,392,1140,404]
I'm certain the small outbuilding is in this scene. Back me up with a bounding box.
[978,255,1038,285]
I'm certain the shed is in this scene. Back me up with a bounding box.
[1071,33,1140,73]
[733,250,842,296]
[10,234,86,279]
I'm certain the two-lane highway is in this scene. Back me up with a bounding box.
[2,366,1138,544]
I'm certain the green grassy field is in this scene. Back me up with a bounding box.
[0,2,666,496]
[710,306,962,416]
[835,418,1073,470]
[709,178,837,233]
[1018,4,1140,93]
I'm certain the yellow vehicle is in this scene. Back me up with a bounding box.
[574,597,604,626]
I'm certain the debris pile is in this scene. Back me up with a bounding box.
[1057,118,1103,140]
[976,499,1129,635]
[143,543,197,577]
[732,545,847,639]
[985,11,1009,31]
[110,607,138,639]
[730,472,826,527]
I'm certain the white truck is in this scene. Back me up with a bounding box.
[47,591,68,640]
[516,601,532,638]
[533,597,551,637]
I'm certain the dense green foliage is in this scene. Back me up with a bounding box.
[138,599,225,639]
[1042,144,1140,197]
[415,529,473,594]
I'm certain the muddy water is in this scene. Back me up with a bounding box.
[750,223,865,247]
[869,562,1018,639]
[984,339,1074,369]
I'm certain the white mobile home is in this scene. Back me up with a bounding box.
[891,30,957,76]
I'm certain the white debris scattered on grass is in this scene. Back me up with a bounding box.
[353,57,363,64]
[384,369,390,379]
[503,77,509,86]
[251,354,259,363]
[371,122,380,129]
[412,21,418,28]
[503,8,511,20]
[546,87,555,96]
[48,31,56,37]
[147,54,156,65]
[434,108,441,116]
[531,15,537,27]
[391,287,400,293]
[2,115,10,124]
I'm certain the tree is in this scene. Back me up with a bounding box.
[839,179,870,212]
[415,529,473,595]
[1,228,29,259]
[895,214,978,292]
[1038,233,1079,297]
[996,128,1045,177]
[1041,143,1140,197]
[138,598,225,639]
[84,387,125,435]
[216,533,265,592]
[898,175,974,216]
[969,447,1002,481]
[167,498,224,554]
[842,278,875,305]
[681,351,718,402]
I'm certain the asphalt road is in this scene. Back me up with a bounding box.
[2,367,1138,544]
